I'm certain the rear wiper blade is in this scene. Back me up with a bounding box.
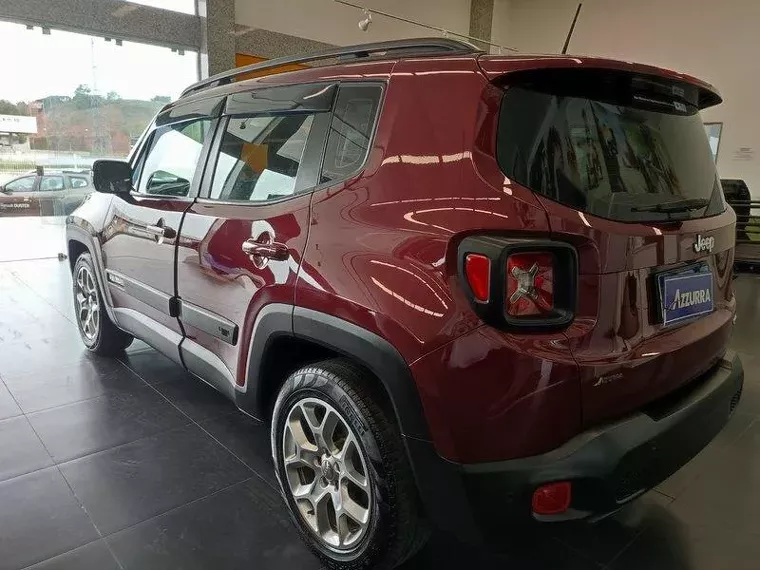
[631,198,710,213]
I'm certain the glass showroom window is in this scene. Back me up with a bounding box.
[0,21,198,260]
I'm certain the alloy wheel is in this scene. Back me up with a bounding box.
[75,266,100,340]
[282,397,373,551]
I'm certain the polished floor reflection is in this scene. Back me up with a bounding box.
[0,258,759,569]
[0,217,66,262]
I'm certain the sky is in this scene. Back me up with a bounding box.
[0,20,199,104]
[129,0,195,14]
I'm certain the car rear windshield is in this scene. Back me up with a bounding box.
[496,70,725,222]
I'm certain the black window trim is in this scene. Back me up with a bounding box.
[197,109,331,206]
[130,115,220,202]
[314,80,386,192]
[224,82,337,117]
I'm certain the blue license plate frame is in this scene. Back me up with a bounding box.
[657,264,714,326]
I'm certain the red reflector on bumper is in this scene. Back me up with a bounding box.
[532,482,572,515]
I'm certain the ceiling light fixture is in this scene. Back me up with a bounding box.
[358,9,372,32]
[333,0,517,53]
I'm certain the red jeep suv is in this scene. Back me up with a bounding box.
[66,39,743,569]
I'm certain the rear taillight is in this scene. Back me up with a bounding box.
[458,237,577,332]
[506,252,554,317]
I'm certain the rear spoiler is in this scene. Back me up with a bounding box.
[478,54,722,110]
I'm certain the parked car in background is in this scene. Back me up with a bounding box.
[722,178,760,268]
[65,39,743,569]
[0,170,93,217]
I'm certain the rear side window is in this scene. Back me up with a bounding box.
[497,74,725,222]
[69,177,89,189]
[210,113,315,202]
[39,176,64,192]
[321,84,382,183]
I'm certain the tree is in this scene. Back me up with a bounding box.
[0,99,31,143]
[106,91,121,101]
[72,84,103,110]
[73,84,92,98]
[0,99,20,115]
[151,95,171,104]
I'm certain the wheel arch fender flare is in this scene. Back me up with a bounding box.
[239,304,431,442]
[66,223,118,324]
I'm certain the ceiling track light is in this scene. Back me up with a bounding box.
[333,0,517,52]
[358,9,372,32]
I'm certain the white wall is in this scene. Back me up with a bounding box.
[501,0,760,194]
[235,0,471,46]
[490,0,512,52]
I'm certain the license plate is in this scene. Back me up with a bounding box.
[658,266,714,326]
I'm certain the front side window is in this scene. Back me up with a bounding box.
[39,176,64,192]
[139,119,212,197]
[5,176,35,192]
[209,113,315,202]
[497,76,724,223]
[321,84,382,183]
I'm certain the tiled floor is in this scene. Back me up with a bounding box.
[1,257,759,570]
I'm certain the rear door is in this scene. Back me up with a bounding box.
[493,66,735,427]
[175,82,334,398]
[62,174,93,214]
[101,97,220,362]
[38,174,66,216]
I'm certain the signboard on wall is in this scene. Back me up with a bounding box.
[0,114,38,134]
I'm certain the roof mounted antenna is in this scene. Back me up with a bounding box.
[561,3,583,55]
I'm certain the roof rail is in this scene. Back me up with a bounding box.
[180,37,479,98]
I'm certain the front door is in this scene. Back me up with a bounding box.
[176,90,332,399]
[101,114,215,362]
[0,175,40,217]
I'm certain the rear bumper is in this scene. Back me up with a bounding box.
[407,351,743,544]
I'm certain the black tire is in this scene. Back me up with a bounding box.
[72,253,133,356]
[271,358,429,569]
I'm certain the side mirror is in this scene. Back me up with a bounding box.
[92,159,132,194]
[0,185,10,195]
[145,170,190,196]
